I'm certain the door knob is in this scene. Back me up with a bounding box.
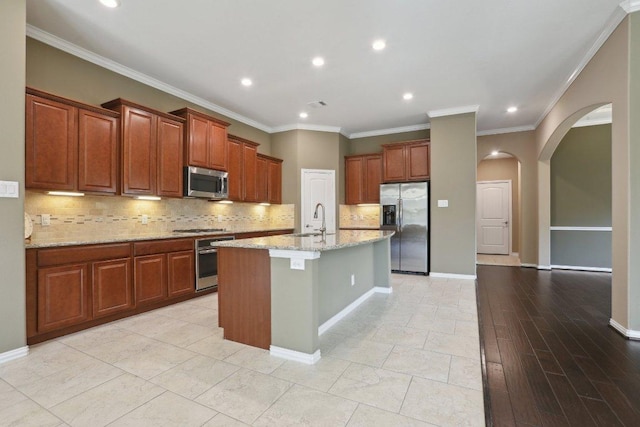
[503,221,509,226]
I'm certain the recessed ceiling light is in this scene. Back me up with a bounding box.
[507,106,518,113]
[99,0,121,8]
[491,150,500,156]
[299,112,308,119]
[403,93,414,100]
[372,39,386,51]
[312,57,325,67]
[241,78,253,87]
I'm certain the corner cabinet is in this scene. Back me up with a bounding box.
[382,139,430,182]
[101,99,185,197]
[170,108,230,171]
[26,87,119,194]
[345,154,382,204]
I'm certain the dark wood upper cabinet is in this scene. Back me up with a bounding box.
[227,135,264,203]
[382,139,430,182]
[102,98,184,197]
[345,154,382,204]
[243,142,258,202]
[156,116,184,197]
[257,154,283,204]
[227,136,243,201]
[78,109,118,193]
[26,88,119,194]
[170,108,230,171]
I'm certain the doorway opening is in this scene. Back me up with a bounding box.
[477,152,521,267]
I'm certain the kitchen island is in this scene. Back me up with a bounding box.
[215,230,393,364]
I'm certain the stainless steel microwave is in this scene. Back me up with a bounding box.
[183,166,228,199]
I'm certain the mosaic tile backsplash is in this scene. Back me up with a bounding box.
[339,204,380,228]
[25,191,295,241]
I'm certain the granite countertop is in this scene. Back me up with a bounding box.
[212,230,394,252]
[25,227,294,249]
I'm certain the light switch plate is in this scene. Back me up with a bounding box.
[0,180,19,198]
[290,258,305,270]
[437,199,449,208]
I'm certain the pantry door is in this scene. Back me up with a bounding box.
[477,181,511,254]
[301,169,335,234]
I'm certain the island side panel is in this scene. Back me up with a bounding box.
[218,247,271,350]
[318,244,375,325]
[373,238,392,288]
[270,257,320,355]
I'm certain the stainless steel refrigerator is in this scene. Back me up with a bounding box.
[380,182,429,274]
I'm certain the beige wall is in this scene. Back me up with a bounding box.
[26,38,272,153]
[477,131,537,266]
[271,130,343,232]
[535,16,631,328]
[629,12,640,330]
[0,0,26,354]
[431,113,477,276]
[348,130,430,155]
[477,157,521,254]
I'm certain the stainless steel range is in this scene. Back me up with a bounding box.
[194,235,234,291]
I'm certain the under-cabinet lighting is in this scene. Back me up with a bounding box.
[357,203,379,207]
[47,191,85,197]
[218,200,234,204]
[259,202,271,206]
[134,196,161,201]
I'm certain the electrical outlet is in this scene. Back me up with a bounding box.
[41,214,50,226]
[141,214,148,225]
[217,215,222,223]
[351,274,355,286]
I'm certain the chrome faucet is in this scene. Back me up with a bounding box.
[313,202,327,241]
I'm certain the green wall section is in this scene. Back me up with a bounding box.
[550,124,612,269]
[551,124,612,226]
[0,0,26,354]
[629,11,640,330]
[430,113,477,276]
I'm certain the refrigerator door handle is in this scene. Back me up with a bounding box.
[398,198,402,232]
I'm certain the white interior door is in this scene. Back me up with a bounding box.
[301,169,335,233]
[477,181,511,254]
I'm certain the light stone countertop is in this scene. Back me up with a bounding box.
[211,230,394,252]
[25,227,294,249]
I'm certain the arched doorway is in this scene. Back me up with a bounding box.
[477,151,522,266]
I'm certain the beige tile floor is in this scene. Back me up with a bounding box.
[0,274,484,427]
[476,253,521,267]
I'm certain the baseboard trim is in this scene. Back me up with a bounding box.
[551,265,612,273]
[609,319,640,340]
[510,252,520,257]
[430,272,477,280]
[0,346,29,365]
[520,263,538,268]
[537,265,552,270]
[318,286,390,335]
[270,346,321,364]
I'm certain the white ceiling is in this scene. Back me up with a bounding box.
[26,0,628,137]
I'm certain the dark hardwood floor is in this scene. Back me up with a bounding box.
[476,265,640,426]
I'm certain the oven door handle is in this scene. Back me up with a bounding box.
[198,249,219,255]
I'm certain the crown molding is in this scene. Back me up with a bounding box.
[348,123,430,140]
[534,6,627,128]
[427,105,480,119]
[477,125,536,137]
[26,25,274,134]
[620,0,640,13]
[270,123,343,134]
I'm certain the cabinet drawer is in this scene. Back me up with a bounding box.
[38,243,131,267]
[134,238,194,256]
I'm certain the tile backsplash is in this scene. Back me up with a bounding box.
[25,191,294,240]
[339,204,380,228]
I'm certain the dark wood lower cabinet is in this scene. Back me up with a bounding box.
[134,254,167,306]
[168,250,195,298]
[37,263,90,332]
[92,258,132,318]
